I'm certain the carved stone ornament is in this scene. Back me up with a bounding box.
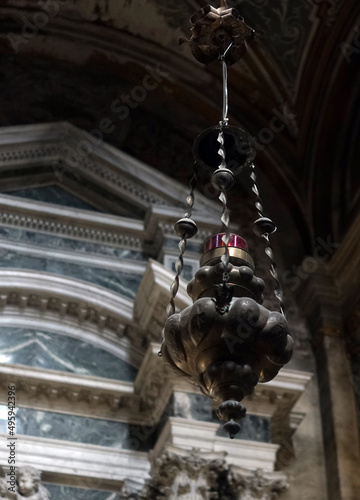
[0,467,50,500]
[119,449,226,500]
[229,468,289,500]
[118,449,289,500]
[119,483,146,500]
[148,449,226,499]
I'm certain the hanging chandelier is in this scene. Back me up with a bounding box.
[160,0,294,439]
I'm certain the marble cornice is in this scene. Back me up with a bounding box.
[0,269,136,359]
[0,238,147,274]
[0,364,134,420]
[0,269,133,318]
[0,122,221,217]
[154,417,281,473]
[0,193,148,250]
[0,433,150,490]
[0,122,222,251]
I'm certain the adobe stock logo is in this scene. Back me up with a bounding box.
[110,65,170,120]
[282,236,340,292]
[251,106,296,152]
[7,0,68,53]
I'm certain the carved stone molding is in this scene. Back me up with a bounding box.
[0,122,221,224]
[0,269,144,418]
[0,134,168,209]
[0,269,133,338]
[0,363,134,420]
[134,344,175,424]
[0,438,150,490]
[0,194,146,251]
[0,209,144,249]
[0,144,61,166]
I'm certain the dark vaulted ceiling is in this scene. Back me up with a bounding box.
[0,0,359,267]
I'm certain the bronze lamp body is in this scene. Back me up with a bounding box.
[161,236,294,438]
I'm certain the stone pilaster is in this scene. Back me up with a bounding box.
[297,265,360,500]
[346,302,360,448]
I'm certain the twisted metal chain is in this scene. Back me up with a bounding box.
[250,163,285,316]
[263,235,285,316]
[185,164,198,219]
[166,166,198,318]
[166,237,187,317]
[217,48,233,278]
[217,127,227,170]
[220,190,231,275]
[250,163,265,218]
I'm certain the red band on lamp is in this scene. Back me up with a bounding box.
[204,233,248,253]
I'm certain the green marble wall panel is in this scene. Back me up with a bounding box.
[43,485,118,500]
[7,186,100,212]
[0,227,147,261]
[6,185,145,220]
[0,407,157,451]
[0,328,137,381]
[0,248,142,298]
